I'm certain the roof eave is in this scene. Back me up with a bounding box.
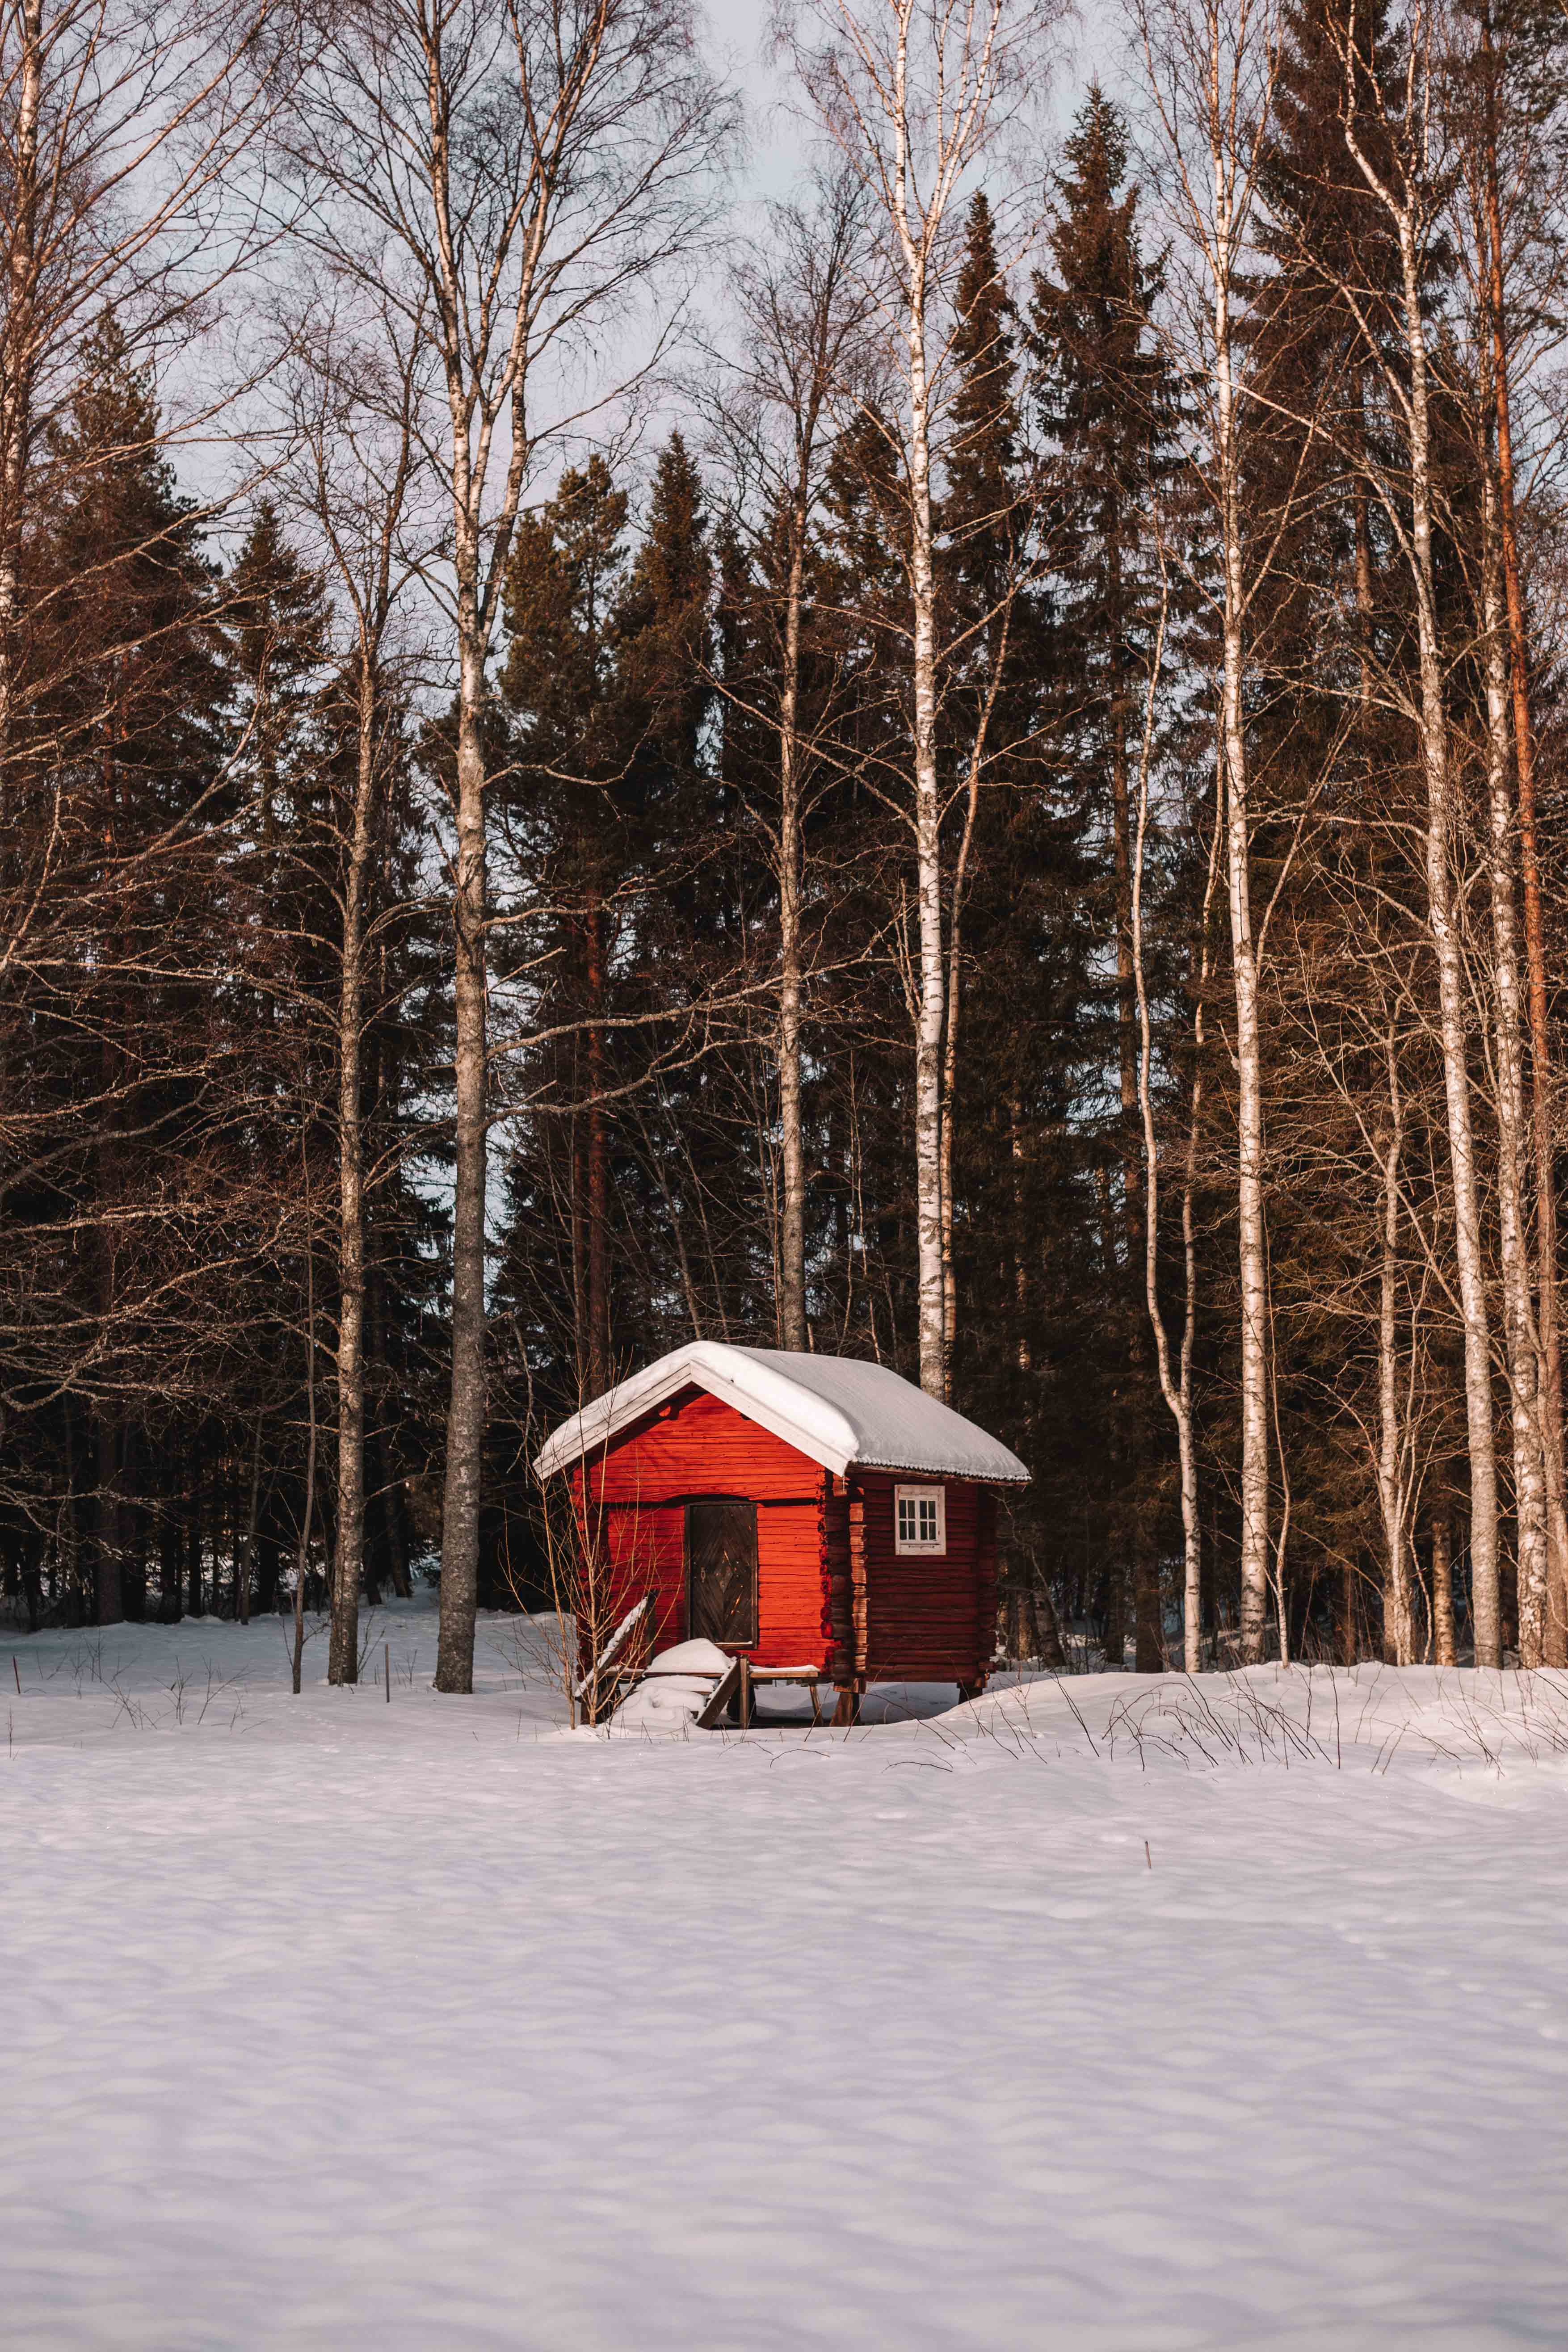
[853,1457,1031,1485]
[534,1353,856,1481]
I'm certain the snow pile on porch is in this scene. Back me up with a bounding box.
[609,1637,731,1734]
[5,1605,1568,2349]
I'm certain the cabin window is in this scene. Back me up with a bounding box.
[895,1484,946,1554]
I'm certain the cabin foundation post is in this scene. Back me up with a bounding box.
[832,1683,860,1727]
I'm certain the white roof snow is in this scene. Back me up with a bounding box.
[533,1342,1030,1484]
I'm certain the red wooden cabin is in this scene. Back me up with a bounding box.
[534,1344,1030,1706]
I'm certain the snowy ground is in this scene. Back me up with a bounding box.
[4,1603,1567,2349]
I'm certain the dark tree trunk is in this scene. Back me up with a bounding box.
[258,1499,283,1617]
[94,1416,122,1625]
[159,1449,183,1621]
[366,1261,412,1599]
[186,1442,203,1620]
[1102,1561,1124,1672]
[1431,1513,1455,1666]
[1035,1580,1067,1669]
[122,1433,147,1622]
[21,1537,43,1633]
[435,660,488,1697]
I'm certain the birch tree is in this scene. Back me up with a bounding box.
[1131,561,1215,1672]
[1454,0,1568,1658]
[1476,0,1568,1665]
[1133,0,1284,1661]
[1327,0,1502,1663]
[276,302,432,1685]
[284,0,733,1691]
[1476,429,1547,1660]
[708,173,869,1351]
[780,0,1064,1399]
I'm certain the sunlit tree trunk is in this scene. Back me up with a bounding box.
[1374,1042,1411,1665]
[328,662,379,1685]
[584,892,610,1394]
[1476,11,1567,1660]
[1340,82,1503,1666]
[906,256,946,1400]
[1480,457,1546,1663]
[777,512,809,1351]
[438,612,489,1688]
[1430,1511,1455,1667]
[1213,174,1271,1667]
[0,0,41,762]
[786,0,1063,1399]
[1396,227,1501,1666]
[1131,570,1214,1672]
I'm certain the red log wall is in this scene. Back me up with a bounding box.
[853,1470,996,1687]
[564,1384,999,1685]
[572,1387,825,1668]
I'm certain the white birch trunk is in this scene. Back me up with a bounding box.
[1375,1040,1412,1665]
[869,0,1015,1402]
[1431,1511,1455,1667]
[1131,587,1208,1672]
[777,511,808,1352]
[1340,60,1503,1667]
[940,618,1008,1402]
[436,617,489,1693]
[0,0,41,760]
[1397,218,1502,1666]
[906,266,946,1400]
[1480,465,1546,1662]
[1475,40,1568,1660]
[328,661,378,1686]
[1212,180,1270,1664]
[785,0,1059,1398]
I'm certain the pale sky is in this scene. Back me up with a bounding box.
[706,0,1124,214]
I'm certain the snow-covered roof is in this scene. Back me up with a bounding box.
[533,1342,1030,1484]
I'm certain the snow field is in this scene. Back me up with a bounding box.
[3,1606,1566,2349]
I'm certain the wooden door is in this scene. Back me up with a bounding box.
[685,1497,759,1648]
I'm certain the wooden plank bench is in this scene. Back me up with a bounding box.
[691,1659,832,1730]
[735,1661,829,1726]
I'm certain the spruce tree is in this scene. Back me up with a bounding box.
[500,454,634,1398]
[1030,89,1188,1668]
[4,321,231,1621]
[228,499,332,850]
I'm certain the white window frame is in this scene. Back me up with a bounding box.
[894,1483,946,1555]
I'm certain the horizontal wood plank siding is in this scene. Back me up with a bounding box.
[856,1470,988,1685]
[578,1387,825,1666]
[975,1487,999,1672]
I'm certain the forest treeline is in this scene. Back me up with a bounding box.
[2,0,1566,1681]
